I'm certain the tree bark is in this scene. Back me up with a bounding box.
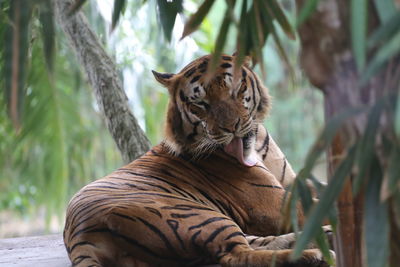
[54,0,151,163]
[297,0,400,266]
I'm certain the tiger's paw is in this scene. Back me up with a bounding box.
[286,249,335,267]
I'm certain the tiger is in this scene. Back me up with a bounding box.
[63,54,334,267]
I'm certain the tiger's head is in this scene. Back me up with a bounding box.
[152,54,270,166]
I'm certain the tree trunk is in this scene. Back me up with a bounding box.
[54,0,151,163]
[297,0,400,266]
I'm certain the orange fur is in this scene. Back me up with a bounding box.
[64,54,332,267]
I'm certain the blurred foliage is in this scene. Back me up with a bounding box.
[2,1,399,266]
[0,0,322,230]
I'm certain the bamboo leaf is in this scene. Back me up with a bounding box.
[368,12,400,49]
[387,145,400,196]
[68,0,88,16]
[297,179,313,214]
[351,0,367,71]
[361,31,400,85]
[249,3,265,77]
[292,145,357,259]
[3,0,32,129]
[111,0,127,32]
[234,0,251,77]
[395,91,400,139]
[266,0,295,40]
[296,0,320,26]
[208,7,231,76]
[39,0,55,73]
[156,0,183,42]
[373,0,396,23]
[181,0,214,40]
[259,1,291,76]
[364,158,389,267]
[314,226,334,264]
[297,106,366,181]
[353,100,383,195]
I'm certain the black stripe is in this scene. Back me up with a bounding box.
[247,182,283,189]
[68,241,96,254]
[161,204,214,211]
[111,212,136,222]
[254,76,264,112]
[280,158,287,183]
[220,63,232,68]
[223,72,232,77]
[249,77,256,115]
[184,67,196,77]
[167,219,185,250]
[198,60,208,72]
[135,217,178,256]
[222,56,232,60]
[171,213,199,219]
[72,255,91,265]
[249,236,261,245]
[190,75,201,83]
[256,131,270,153]
[203,225,236,247]
[189,217,229,230]
[145,207,162,218]
[179,90,187,102]
[191,230,202,248]
[224,231,245,240]
[225,241,245,253]
[242,68,247,78]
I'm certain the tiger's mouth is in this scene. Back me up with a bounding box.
[223,131,258,167]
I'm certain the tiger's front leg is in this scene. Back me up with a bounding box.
[245,225,333,251]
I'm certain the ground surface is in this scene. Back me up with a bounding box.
[0,234,69,267]
[0,235,221,267]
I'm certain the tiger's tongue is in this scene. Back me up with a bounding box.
[224,137,257,167]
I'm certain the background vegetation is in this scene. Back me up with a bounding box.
[0,0,323,237]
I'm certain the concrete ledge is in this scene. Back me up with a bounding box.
[0,235,221,267]
[0,234,70,267]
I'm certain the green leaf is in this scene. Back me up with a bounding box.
[266,0,295,40]
[156,0,183,42]
[68,0,88,16]
[353,100,384,195]
[395,91,400,139]
[368,12,400,49]
[209,7,231,74]
[259,1,290,76]
[387,145,400,196]
[234,0,251,74]
[3,0,32,129]
[297,106,366,181]
[111,0,127,32]
[364,158,389,267]
[297,179,313,214]
[292,144,357,259]
[249,3,265,76]
[181,0,215,40]
[361,31,400,85]
[351,0,368,71]
[373,0,397,23]
[39,0,55,73]
[296,0,320,26]
[314,226,334,264]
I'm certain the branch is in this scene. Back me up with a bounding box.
[54,0,151,163]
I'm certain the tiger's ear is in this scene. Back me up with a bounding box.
[152,70,175,87]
